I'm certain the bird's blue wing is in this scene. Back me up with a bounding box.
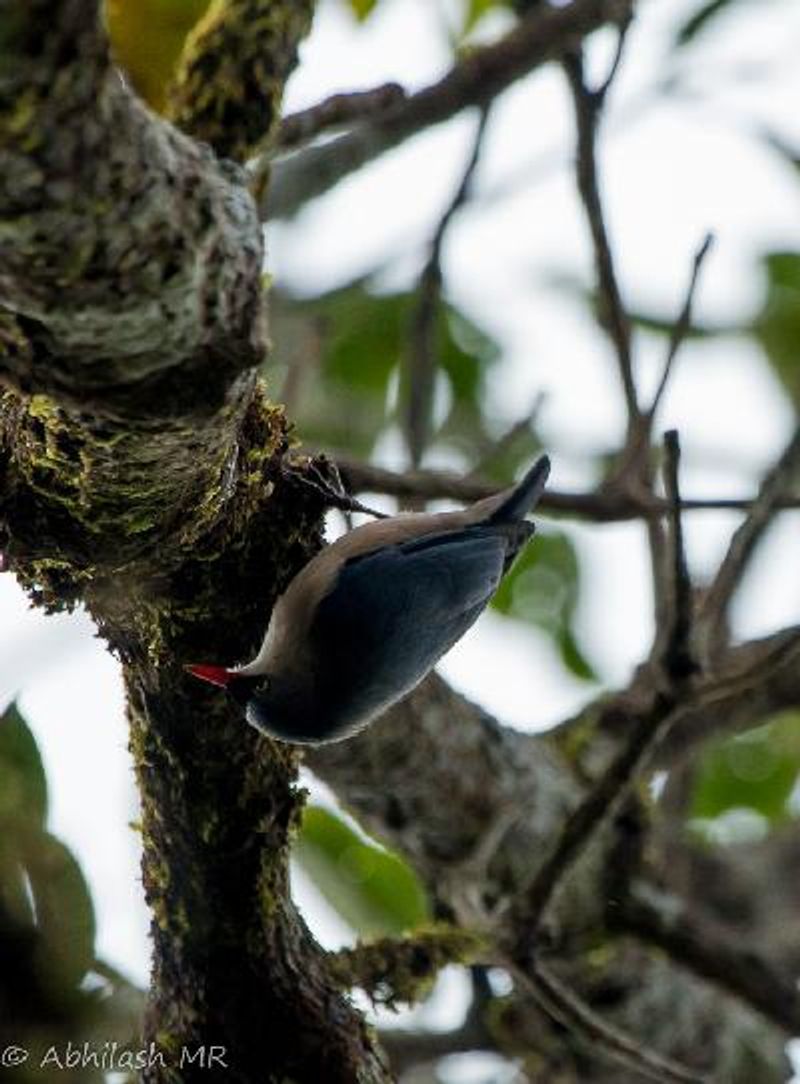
[310,527,511,721]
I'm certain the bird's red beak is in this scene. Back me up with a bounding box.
[184,663,238,688]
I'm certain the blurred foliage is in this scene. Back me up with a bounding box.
[692,711,800,825]
[0,703,143,1079]
[627,246,800,413]
[491,530,596,680]
[294,805,429,936]
[344,0,379,21]
[751,251,800,409]
[0,702,94,985]
[270,280,501,461]
[105,0,210,110]
[270,276,598,677]
[341,0,517,36]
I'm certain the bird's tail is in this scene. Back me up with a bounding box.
[486,454,550,524]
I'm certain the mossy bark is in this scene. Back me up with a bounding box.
[0,2,391,1081]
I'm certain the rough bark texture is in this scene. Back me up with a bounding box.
[1,1,798,1083]
[0,3,389,1081]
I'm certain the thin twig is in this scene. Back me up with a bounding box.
[469,392,546,477]
[405,107,491,469]
[563,47,638,422]
[659,431,698,682]
[643,240,712,687]
[509,956,708,1084]
[276,83,407,152]
[595,12,634,99]
[263,0,634,221]
[647,235,714,423]
[334,456,800,520]
[700,425,800,659]
[513,694,681,930]
[282,461,389,519]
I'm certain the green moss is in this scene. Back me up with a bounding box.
[0,86,42,149]
[328,925,486,1009]
[165,0,315,160]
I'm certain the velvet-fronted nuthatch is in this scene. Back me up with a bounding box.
[186,455,550,743]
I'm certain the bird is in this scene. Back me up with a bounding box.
[186,454,551,744]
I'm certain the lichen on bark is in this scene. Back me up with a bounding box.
[0,2,395,1080]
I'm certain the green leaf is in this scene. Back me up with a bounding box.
[462,0,502,34]
[0,701,48,830]
[24,832,97,987]
[0,849,35,928]
[491,530,597,681]
[295,806,429,936]
[691,712,800,823]
[345,0,378,21]
[750,251,800,408]
[271,282,501,461]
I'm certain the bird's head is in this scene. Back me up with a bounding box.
[185,663,309,742]
[185,662,265,708]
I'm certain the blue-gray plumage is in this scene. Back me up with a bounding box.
[186,454,550,743]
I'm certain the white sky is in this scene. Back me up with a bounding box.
[2,0,799,1068]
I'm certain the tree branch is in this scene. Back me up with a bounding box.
[699,425,800,661]
[658,431,698,682]
[404,107,491,469]
[509,956,707,1084]
[165,0,315,163]
[263,0,634,220]
[0,2,266,415]
[0,5,390,1080]
[274,82,408,153]
[334,456,800,521]
[563,46,638,423]
[646,235,714,424]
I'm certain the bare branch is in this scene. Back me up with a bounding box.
[655,624,800,762]
[282,460,390,520]
[509,956,707,1084]
[404,107,491,468]
[334,456,800,521]
[563,49,638,422]
[512,695,681,931]
[595,13,634,99]
[275,83,408,152]
[647,235,715,423]
[699,425,800,660]
[264,0,634,220]
[658,431,698,683]
[165,0,314,162]
[469,393,546,477]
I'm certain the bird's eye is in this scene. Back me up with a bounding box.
[253,677,270,695]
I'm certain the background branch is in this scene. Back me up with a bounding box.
[699,425,800,661]
[404,107,491,469]
[263,0,633,220]
[563,46,638,423]
[334,456,800,520]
